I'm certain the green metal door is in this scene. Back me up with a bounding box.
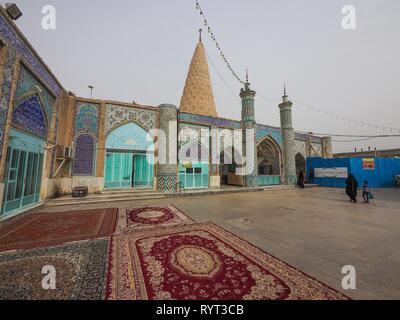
[2,147,44,216]
[178,162,209,189]
[105,152,154,189]
[133,154,154,188]
[104,152,133,189]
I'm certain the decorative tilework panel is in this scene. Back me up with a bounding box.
[294,140,307,159]
[15,65,55,125]
[12,95,46,138]
[74,102,99,137]
[311,143,323,157]
[179,112,241,129]
[73,134,95,176]
[0,14,61,96]
[294,132,322,144]
[105,104,156,135]
[256,125,283,148]
[0,48,15,156]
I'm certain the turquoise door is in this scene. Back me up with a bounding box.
[1,130,45,216]
[179,162,209,189]
[104,152,133,189]
[104,152,154,189]
[133,154,154,187]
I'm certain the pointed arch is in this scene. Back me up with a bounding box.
[12,94,48,138]
[257,135,282,179]
[105,122,155,152]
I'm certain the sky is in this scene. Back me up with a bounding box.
[10,0,400,152]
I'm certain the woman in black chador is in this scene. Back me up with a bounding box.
[298,171,305,189]
[345,174,359,203]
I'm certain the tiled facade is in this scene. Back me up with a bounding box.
[0,6,328,218]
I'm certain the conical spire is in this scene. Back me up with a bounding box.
[180,37,218,117]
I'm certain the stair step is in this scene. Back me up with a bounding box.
[51,192,164,203]
[47,195,167,207]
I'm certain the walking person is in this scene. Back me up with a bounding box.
[298,170,305,189]
[345,174,359,203]
[308,169,314,184]
[362,180,371,204]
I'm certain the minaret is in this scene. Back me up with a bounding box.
[239,71,258,187]
[180,30,218,117]
[278,84,297,185]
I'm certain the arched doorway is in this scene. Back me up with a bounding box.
[104,122,154,189]
[257,136,282,186]
[295,153,306,179]
[178,141,209,189]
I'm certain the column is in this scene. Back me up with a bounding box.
[157,104,178,192]
[239,78,258,188]
[278,87,297,185]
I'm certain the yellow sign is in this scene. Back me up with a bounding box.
[362,158,375,170]
[182,161,193,169]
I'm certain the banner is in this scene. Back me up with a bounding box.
[362,158,375,170]
[314,167,348,178]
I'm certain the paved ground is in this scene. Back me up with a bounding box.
[36,187,400,300]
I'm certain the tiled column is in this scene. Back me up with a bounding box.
[279,90,297,185]
[240,81,258,188]
[157,104,178,192]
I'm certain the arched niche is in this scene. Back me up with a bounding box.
[295,152,306,177]
[73,133,96,176]
[12,94,48,139]
[257,136,282,176]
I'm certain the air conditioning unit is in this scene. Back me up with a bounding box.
[63,146,72,158]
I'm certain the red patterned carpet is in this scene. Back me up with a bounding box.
[117,205,194,232]
[0,208,118,253]
[106,223,349,300]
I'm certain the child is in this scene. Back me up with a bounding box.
[362,180,371,204]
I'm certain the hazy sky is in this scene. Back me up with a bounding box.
[11,0,400,152]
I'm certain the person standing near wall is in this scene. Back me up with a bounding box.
[308,168,314,184]
[345,174,359,203]
[298,171,305,189]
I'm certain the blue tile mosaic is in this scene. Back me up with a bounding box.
[0,13,61,96]
[12,95,46,138]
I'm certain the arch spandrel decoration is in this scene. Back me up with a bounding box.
[105,104,157,136]
[74,102,100,138]
[15,65,56,123]
[12,94,47,139]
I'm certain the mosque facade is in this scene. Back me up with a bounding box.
[0,7,333,219]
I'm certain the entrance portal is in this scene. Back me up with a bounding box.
[257,136,282,186]
[104,122,154,190]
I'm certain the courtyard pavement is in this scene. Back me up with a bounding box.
[36,187,400,300]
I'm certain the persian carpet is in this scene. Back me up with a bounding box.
[0,208,118,252]
[117,205,194,232]
[106,223,349,300]
[0,239,109,300]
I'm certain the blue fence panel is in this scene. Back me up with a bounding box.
[307,157,400,188]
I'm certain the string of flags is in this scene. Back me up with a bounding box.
[195,0,245,85]
[194,1,399,135]
[254,93,400,134]
[291,98,400,134]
